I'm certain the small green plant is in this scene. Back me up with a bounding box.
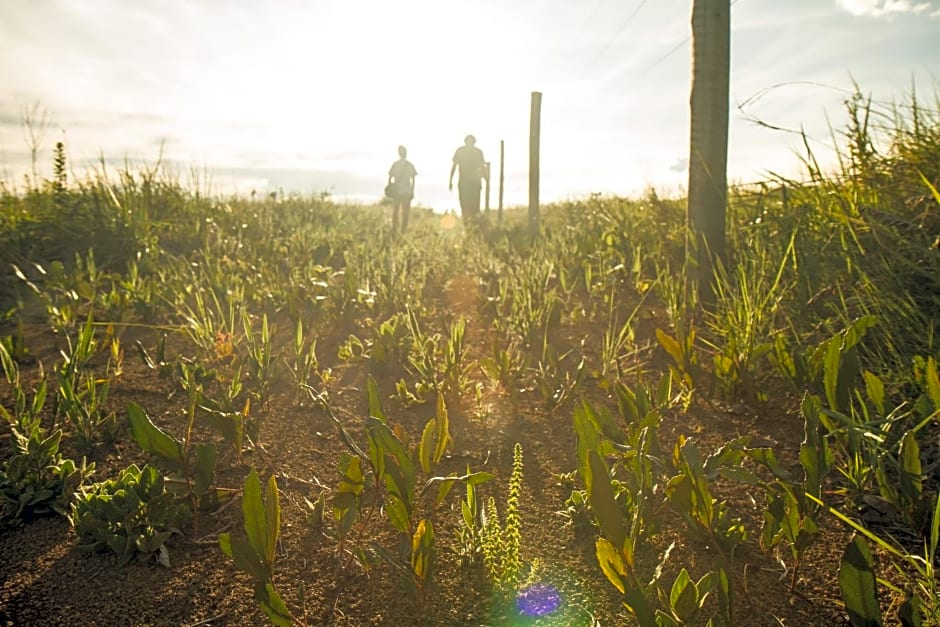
[241,310,275,408]
[127,397,229,532]
[665,437,748,551]
[169,275,244,361]
[532,338,587,412]
[322,381,487,601]
[0,338,46,433]
[57,362,118,454]
[0,421,94,525]
[404,304,443,398]
[337,332,368,362]
[219,469,294,626]
[759,395,832,592]
[705,231,796,400]
[655,567,728,627]
[70,463,186,565]
[284,318,319,400]
[480,338,528,400]
[456,474,486,563]
[479,442,526,595]
[441,316,473,394]
[814,493,940,627]
[656,320,699,396]
[597,284,649,388]
[49,313,124,454]
[369,311,410,368]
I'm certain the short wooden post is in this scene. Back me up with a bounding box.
[528,91,541,238]
[484,162,491,212]
[498,139,505,221]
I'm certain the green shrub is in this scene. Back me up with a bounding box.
[0,422,93,525]
[70,463,188,565]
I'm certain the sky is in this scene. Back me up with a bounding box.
[0,0,938,211]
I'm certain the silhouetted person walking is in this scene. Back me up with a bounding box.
[388,145,417,233]
[449,134,487,222]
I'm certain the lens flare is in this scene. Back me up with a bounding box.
[515,583,562,617]
[440,212,457,230]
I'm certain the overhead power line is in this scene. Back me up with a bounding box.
[641,0,743,76]
[585,0,650,68]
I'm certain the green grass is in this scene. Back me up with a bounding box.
[1,84,938,624]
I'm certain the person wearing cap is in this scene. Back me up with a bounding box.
[449,134,487,222]
[387,145,417,233]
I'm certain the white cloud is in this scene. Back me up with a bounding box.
[835,0,934,16]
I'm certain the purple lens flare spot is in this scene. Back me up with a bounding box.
[515,583,562,617]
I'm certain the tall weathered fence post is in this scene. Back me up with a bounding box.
[529,91,542,238]
[687,0,730,306]
[498,139,505,221]
[484,162,491,212]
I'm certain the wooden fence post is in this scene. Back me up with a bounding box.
[498,139,505,221]
[529,91,541,238]
[484,162,491,212]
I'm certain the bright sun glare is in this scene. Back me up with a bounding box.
[197,1,533,183]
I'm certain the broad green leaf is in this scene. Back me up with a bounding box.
[382,456,411,505]
[926,356,940,411]
[862,371,885,416]
[385,494,412,533]
[795,516,820,553]
[435,477,456,506]
[744,445,790,481]
[366,417,416,498]
[898,591,923,627]
[242,469,267,568]
[920,169,940,205]
[573,402,601,495]
[418,418,435,474]
[615,382,641,424]
[655,610,680,627]
[800,395,832,504]
[588,450,627,551]
[715,568,732,625]
[221,531,267,582]
[194,443,217,497]
[695,571,718,598]
[656,329,683,369]
[433,392,451,463]
[411,519,435,584]
[218,531,233,558]
[258,583,293,627]
[669,568,696,619]
[773,333,797,379]
[823,338,842,411]
[930,493,940,571]
[595,537,626,594]
[655,372,673,408]
[264,474,280,569]
[624,585,657,627]
[761,491,786,550]
[898,431,922,503]
[466,471,495,486]
[127,402,183,471]
[366,375,387,423]
[139,464,163,500]
[838,535,884,627]
[337,454,365,496]
[717,466,762,486]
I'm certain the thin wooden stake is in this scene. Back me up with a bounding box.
[528,91,542,238]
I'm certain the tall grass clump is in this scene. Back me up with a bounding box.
[715,86,939,392]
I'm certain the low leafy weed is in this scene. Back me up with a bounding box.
[70,463,185,565]
[220,469,295,626]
